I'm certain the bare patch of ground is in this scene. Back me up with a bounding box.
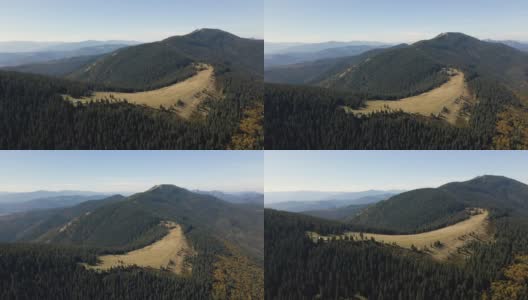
[308,208,490,261]
[346,69,473,125]
[86,221,195,274]
[65,64,219,119]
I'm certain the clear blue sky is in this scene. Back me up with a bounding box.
[265,0,528,43]
[0,151,263,193]
[0,0,263,42]
[265,151,528,192]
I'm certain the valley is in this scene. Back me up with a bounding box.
[308,208,490,260]
[66,64,219,119]
[346,69,473,125]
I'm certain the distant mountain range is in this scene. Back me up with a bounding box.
[265,41,390,54]
[265,189,403,204]
[194,190,263,205]
[485,39,528,52]
[0,42,138,67]
[0,190,109,203]
[0,194,109,215]
[0,40,139,53]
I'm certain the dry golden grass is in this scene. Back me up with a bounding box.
[66,64,219,119]
[86,221,194,274]
[346,69,473,125]
[309,209,490,261]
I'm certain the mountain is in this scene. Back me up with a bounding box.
[194,190,264,205]
[485,39,528,52]
[0,194,109,215]
[0,185,264,298]
[350,175,528,233]
[0,185,263,260]
[267,33,528,98]
[265,190,401,206]
[4,54,102,77]
[265,45,403,85]
[67,28,263,90]
[299,203,370,220]
[265,42,306,54]
[0,194,126,242]
[266,193,393,212]
[0,40,139,53]
[264,44,388,68]
[0,44,132,67]
[0,190,109,203]
[266,41,390,54]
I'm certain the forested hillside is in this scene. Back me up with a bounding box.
[350,175,528,233]
[265,33,528,149]
[69,29,263,91]
[265,208,528,300]
[0,185,264,299]
[0,29,263,150]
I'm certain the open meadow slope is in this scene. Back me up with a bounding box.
[309,209,490,260]
[347,69,473,125]
[87,221,195,274]
[65,64,219,119]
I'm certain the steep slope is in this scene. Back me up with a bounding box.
[350,175,528,233]
[68,29,263,91]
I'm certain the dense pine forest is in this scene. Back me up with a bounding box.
[265,75,521,149]
[0,236,221,299]
[0,69,262,149]
[265,209,528,300]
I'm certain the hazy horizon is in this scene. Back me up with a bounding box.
[0,151,263,194]
[0,0,263,42]
[265,0,528,43]
[265,151,528,193]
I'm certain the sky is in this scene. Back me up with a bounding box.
[265,0,528,43]
[0,151,263,193]
[265,151,528,192]
[0,0,263,42]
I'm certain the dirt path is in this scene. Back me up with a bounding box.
[86,221,194,274]
[66,64,219,119]
[347,69,472,125]
[309,209,490,260]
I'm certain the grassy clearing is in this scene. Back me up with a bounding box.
[346,69,473,125]
[308,209,490,261]
[86,221,194,274]
[65,64,219,119]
